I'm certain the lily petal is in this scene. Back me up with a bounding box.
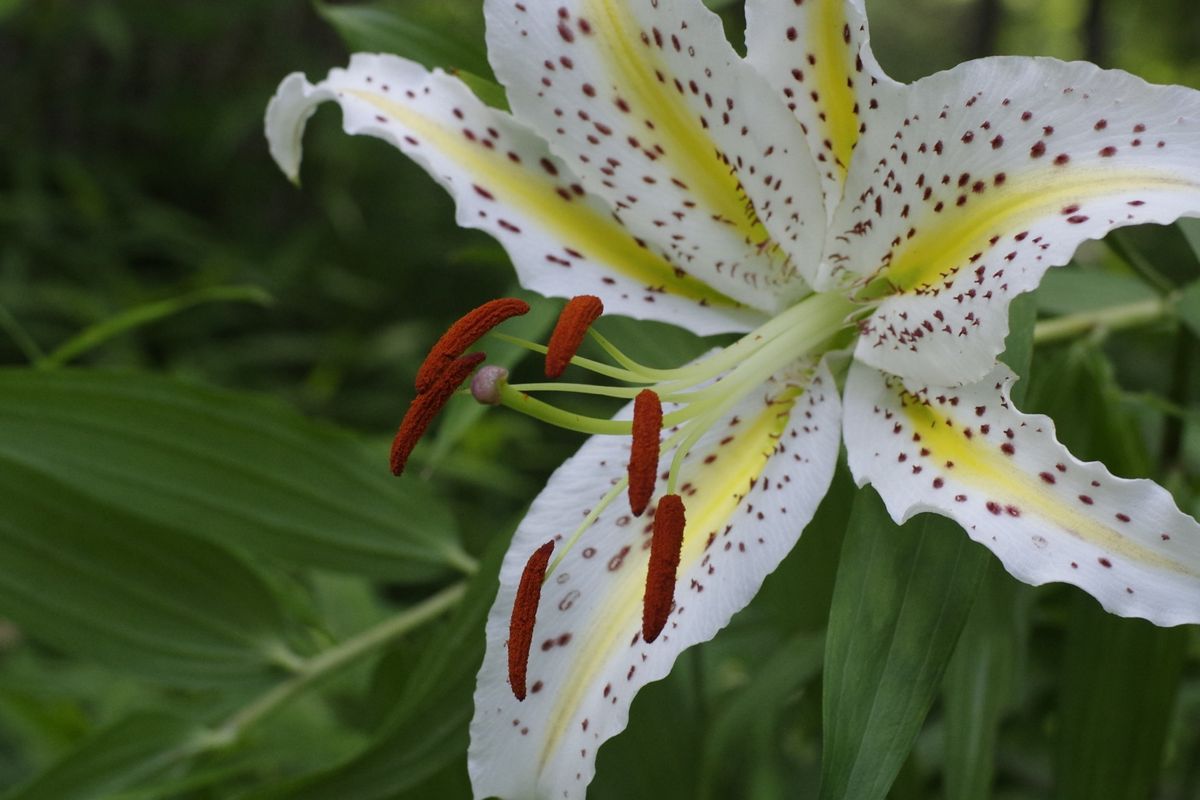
[484,0,828,308]
[843,360,1200,627]
[745,0,900,214]
[469,359,841,799]
[826,57,1200,386]
[265,54,763,335]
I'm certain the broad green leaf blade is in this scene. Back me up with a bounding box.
[819,489,989,800]
[0,458,291,686]
[1035,267,1157,316]
[1054,595,1186,800]
[39,284,272,369]
[940,562,1028,800]
[314,0,492,80]
[0,368,467,581]
[3,713,199,800]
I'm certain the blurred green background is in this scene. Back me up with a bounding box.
[1,0,1199,798]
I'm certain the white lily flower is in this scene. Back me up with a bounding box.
[265,1,1200,797]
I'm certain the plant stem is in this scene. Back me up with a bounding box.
[1032,296,1173,344]
[199,581,467,751]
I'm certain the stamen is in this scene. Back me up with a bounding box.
[471,365,509,405]
[545,295,604,378]
[390,352,487,475]
[509,540,555,701]
[414,298,529,392]
[628,389,663,516]
[643,494,686,643]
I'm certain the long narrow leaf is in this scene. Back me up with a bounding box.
[819,490,989,800]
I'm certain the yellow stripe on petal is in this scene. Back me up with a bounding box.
[348,89,740,309]
[899,393,1195,578]
[583,0,769,245]
[811,0,858,178]
[876,167,1197,295]
[539,388,798,769]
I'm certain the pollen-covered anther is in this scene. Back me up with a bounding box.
[471,365,510,405]
[642,493,686,644]
[390,352,487,476]
[509,540,555,701]
[414,298,529,392]
[545,295,604,378]
[627,390,663,517]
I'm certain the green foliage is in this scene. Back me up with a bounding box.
[1,1,1199,799]
[820,491,990,800]
[0,369,469,581]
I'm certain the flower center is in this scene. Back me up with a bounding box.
[393,290,857,698]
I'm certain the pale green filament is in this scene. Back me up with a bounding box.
[489,333,649,383]
[506,382,645,399]
[544,425,690,581]
[487,291,858,573]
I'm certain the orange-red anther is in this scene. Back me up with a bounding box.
[642,494,685,644]
[390,352,487,475]
[415,298,529,392]
[628,389,663,517]
[508,540,555,701]
[545,295,603,378]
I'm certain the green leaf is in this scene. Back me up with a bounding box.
[3,712,200,800]
[1001,291,1037,405]
[756,464,854,633]
[240,525,509,800]
[1174,279,1200,340]
[0,457,291,686]
[1035,267,1157,316]
[940,562,1028,800]
[1176,218,1200,264]
[698,632,825,800]
[1054,596,1187,800]
[0,368,469,581]
[38,284,272,369]
[819,489,989,800]
[590,663,703,800]
[314,0,492,81]
[1023,336,1183,800]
